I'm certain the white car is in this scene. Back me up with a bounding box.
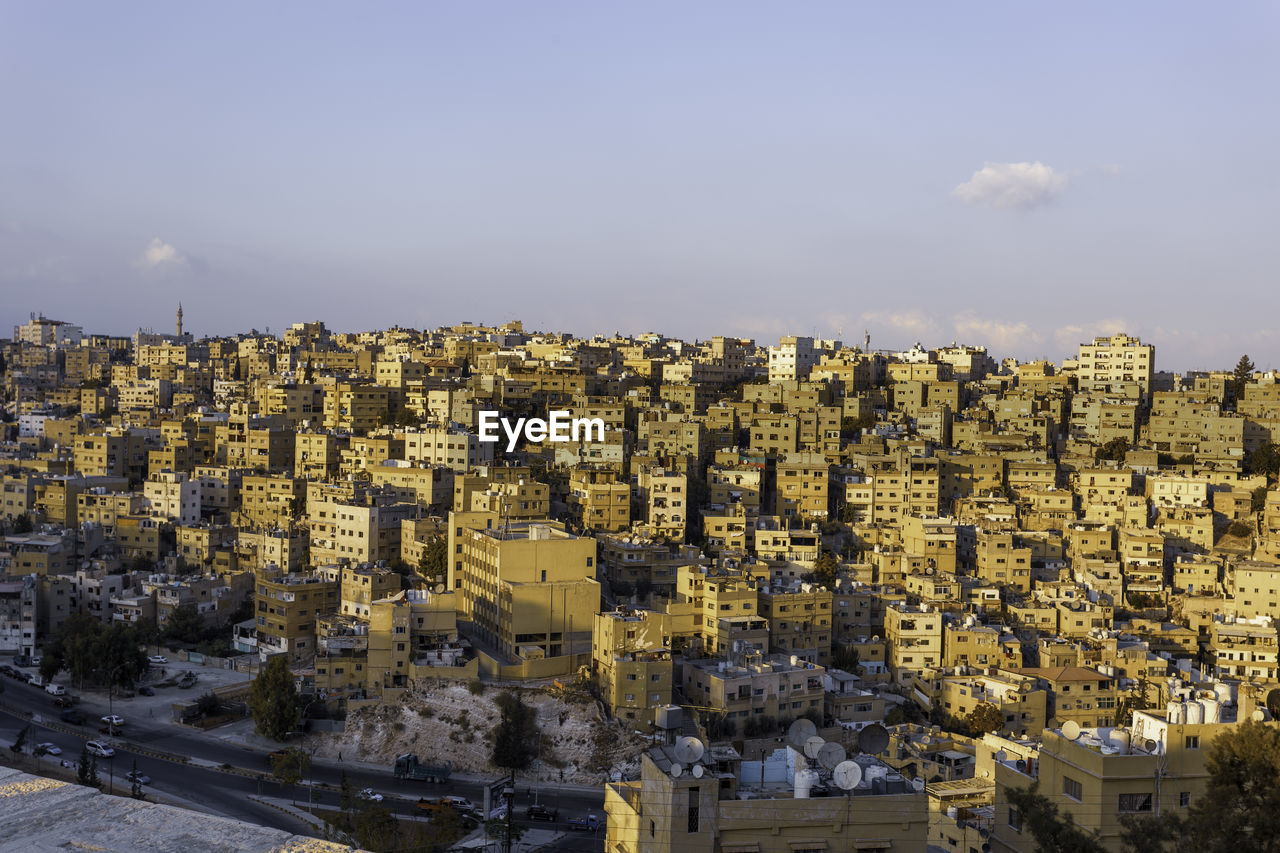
[148,655,168,665]
[86,740,115,758]
[35,742,61,755]
[126,770,151,785]
[358,788,384,802]
[101,715,125,727]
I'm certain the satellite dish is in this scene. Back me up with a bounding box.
[912,778,925,792]
[804,736,826,759]
[994,750,1009,762]
[674,736,705,764]
[433,583,445,594]
[1143,738,1158,752]
[1062,721,1081,741]
[832,760,862,790]
[788,718,819,748]
[1252,710,1267,722]
[670,763,684,778]
[692,764,705,778]
[858,723,889,755]
[818,742,847,770]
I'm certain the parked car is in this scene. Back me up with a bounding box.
[148,656,168,665]
[526,804,558,822]
[85,741,115,758]
[52,696,75,708]
[358,788,384,803]
[45,683,66,696]
[567,814,600,831]
[0,665,15,677]
[416,797,452,816]
[101,714,125,727]
[27,674,45,688]
[13,654,32,667]
[59,710,86,725]
[178,673,197,689]
[30,656,41,668]
[125,770,151,785]
[35,742,61,755]
[138,685,155,696]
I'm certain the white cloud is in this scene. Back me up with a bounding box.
[1053,318,1132,352]
[952,161,1069,210]
[137,238,188,269]
[860,310,940,343]
[952,313,1042,351]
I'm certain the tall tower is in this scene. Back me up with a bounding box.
[176,303,184,338]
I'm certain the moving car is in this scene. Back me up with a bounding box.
[101,714,125,727]
[526,804,558,822]
[35,742,61,755]
[567,814,600,831]
[126,770,151,785]
[45,683,66,696]
[148,656,168,665]
[443,795,475,813]
[85,741,115,758]
[358,788,384,802]
[60,710,86,725]
[138,686,155,696]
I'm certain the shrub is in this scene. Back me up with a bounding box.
[468,679,486,696]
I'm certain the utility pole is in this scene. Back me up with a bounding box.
[503,781,515,853]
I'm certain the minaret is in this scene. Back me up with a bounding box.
[176,303,184,338]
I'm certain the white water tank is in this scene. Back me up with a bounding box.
[1200,699,1220,724]
[794,769,819,799]
[946,806,959,818]
[1110,730,1131,755]
[1167,702,1184,723]
[1214,682,1235,705]
[1186,702,1204,725]
[863,765,888,786]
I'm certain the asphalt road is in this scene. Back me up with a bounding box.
[0,672,606,849]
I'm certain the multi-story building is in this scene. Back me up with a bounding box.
[592,607,673,726]
[885,603,944,686]
[254,570,339,662]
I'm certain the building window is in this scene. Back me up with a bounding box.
[1009,806,1022,832]
[1180,792,1190,807]
[687,788,699,833]
[1063,777,1082,801]
[1185,735,1200,749]
[1118,793,1153,813]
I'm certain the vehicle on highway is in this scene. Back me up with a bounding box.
[139,685,155,696]
[45,683,66,696]
[148,656,168,665]
[443,795,476,813]
[358,788,384,803]
[567,814,600,831]
[30,656,41,667]
[35,743,61,755]
[86,741,115,758]
[526,804,558,822]
[393,753,453,783]
[416,797,453,816]
[60,710,86,725]
[267,748,291,762]
[101,714,125,727]
[178,673,197,689]
[27,674,45,688]
[126,770,151,785]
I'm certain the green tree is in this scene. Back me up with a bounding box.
[11,513,34,534]
[129,758,145,800]
[249,655,301,741]
[811,550,839,588]
[162,602,205,644]
[353,801,399,851]
[1006,785,1106,852]
[490,691,539,772]
[1232,354,1256,401]
[339,770,357,813]
[1182,720,1280,852]
[1249,444,1280,482]
[965,703,1006,735]
[1095,437,1130,463]
[76,743,100,788]
[10,723,30,762]
[418,535,448,581]
[270,747,308,804]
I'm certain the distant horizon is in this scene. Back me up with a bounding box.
[9,308,1269,376]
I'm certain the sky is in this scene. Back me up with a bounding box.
[2,1,1278,371]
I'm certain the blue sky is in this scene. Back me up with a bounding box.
[2,2,1277,370]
